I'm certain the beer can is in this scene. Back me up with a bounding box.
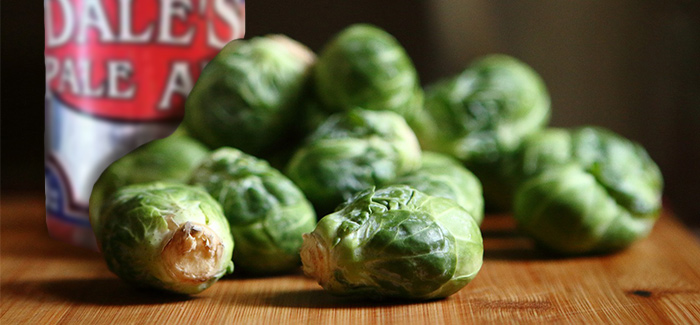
[44,0,245,250]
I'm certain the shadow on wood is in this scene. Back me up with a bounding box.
[244,289,446,308]
[3,278,195,306]
[222,268,305,280]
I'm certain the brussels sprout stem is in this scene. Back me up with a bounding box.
[162,222,227,284]
[300,233,332,286]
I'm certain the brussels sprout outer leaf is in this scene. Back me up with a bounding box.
[99,183,234,294]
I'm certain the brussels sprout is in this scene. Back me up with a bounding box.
[286,109,422,213]
[389,152,484,224]
[89,135,209,240]
[97,183,234,294]
[513,127,663,254]
[314,24,423,121]
[301,185,483,300]
[413,55,550,210]
[184,35,315,155]
[189,148,317,274]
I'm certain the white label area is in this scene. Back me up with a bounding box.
[47,94,178,209]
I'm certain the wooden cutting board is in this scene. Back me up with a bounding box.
[2,195,699,324]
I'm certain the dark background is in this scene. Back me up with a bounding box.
[2,1,700,230]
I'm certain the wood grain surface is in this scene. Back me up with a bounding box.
[2,195,699,324]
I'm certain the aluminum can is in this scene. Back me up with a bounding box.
[44,0,245,249]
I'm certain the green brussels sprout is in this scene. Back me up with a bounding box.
[413,54,550,210]
[389,152,484,224]
[314,24,423,121]
[184,35,315,155]
[97,183,234,294]
[89,135,209,240]
[513,127,663,254]
[189,148,317,274]
[301,185,483,300]
[286,109,422,213]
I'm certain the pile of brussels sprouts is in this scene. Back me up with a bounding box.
[89,24,663,300]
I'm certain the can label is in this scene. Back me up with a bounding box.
[44,0,245,249]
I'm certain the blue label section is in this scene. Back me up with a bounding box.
[45,165,91,228]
